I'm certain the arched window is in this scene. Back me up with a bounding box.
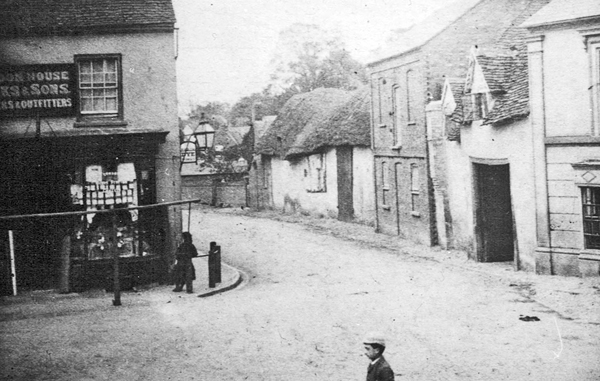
[382,161,390,207]
[392,85,401,147]
[406,70,418,124]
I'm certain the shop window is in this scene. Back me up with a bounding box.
[68,162,157,260]
[410,164,420,216]
[582,187,600,250]
[381,161,390,209]
[76,55,122,119]
[306,153,326,193]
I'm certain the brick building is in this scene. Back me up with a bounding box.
[0,0,181,293]
[367,0,550,247]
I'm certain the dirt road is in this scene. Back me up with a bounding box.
[1,207,599,380]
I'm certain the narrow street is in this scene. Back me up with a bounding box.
[1,207,599,380]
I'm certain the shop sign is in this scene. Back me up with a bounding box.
[0,63,76,117]
[181,141,197,164]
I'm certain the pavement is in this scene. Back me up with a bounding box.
[1,206,599,326]
[0,256,244,322]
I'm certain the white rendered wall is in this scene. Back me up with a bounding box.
[542,29,592,137]
[352,146,375,223]
[447,118,537,270]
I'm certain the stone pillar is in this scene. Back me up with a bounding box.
[156,133,182,265]
[527,34,552,274]
[426,101,448,249]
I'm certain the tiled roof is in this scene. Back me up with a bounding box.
[476,55,514,94]
[483,53,529,125]
[459,0,552,126]
[0,0,176,36]
[447,79,465,127]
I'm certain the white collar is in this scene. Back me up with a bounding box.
[370,357,382,365]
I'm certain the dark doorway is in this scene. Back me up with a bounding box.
[474,163,514,262]
[0,142,73,291]
[337,146,354,222]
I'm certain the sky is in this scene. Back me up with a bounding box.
[172,0,454,115]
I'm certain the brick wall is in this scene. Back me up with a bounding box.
[182,174,247,207]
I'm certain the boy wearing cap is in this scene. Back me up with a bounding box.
[363,332,395,381]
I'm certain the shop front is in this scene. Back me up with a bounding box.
[0,131,170,294]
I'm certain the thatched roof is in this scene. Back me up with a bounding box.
[255,87,371,159]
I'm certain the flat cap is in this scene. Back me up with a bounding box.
[363,332,386,347]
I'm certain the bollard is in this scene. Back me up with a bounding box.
[208,241,217,288]
[215,245,221,284]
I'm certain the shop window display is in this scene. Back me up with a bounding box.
[69,162,154,260]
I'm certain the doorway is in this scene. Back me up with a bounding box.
[474,163,514,262]
[337,146,354,222]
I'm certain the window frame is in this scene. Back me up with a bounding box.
[589,36,600,136]
[406,69,417,125]
[392,85,401,148]
[305,153,326,193]
[579,28,600,136]
[582,186,600,250]
[377,77,385,126]
[410,163,420,217]
[472,92,489,120]
[75,54,123,122]
[381,161,390,209]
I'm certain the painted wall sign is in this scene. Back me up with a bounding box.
[0,64,76,117]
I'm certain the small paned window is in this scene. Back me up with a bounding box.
[582,187,600,249]
[76,55,121,118]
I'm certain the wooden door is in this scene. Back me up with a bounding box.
[475,164,514,262]
[337,147,354,222]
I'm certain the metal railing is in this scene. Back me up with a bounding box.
[1,198,203,306]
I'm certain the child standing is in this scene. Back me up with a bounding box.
[173,232,198,293]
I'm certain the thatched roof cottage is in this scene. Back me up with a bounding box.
[250,87,374,222]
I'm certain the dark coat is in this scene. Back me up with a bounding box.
[366,356,394,381]
[174,242,198,283]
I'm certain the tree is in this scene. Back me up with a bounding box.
[228,89,282,126]
[185,101,231,129]
[269,23,367,96]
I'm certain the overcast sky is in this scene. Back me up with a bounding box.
[172,0,452,115]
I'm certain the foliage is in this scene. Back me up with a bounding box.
[180,23,367,170]
[269,23,367,95]
[186,101,231,129]
[226,23,367,126]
